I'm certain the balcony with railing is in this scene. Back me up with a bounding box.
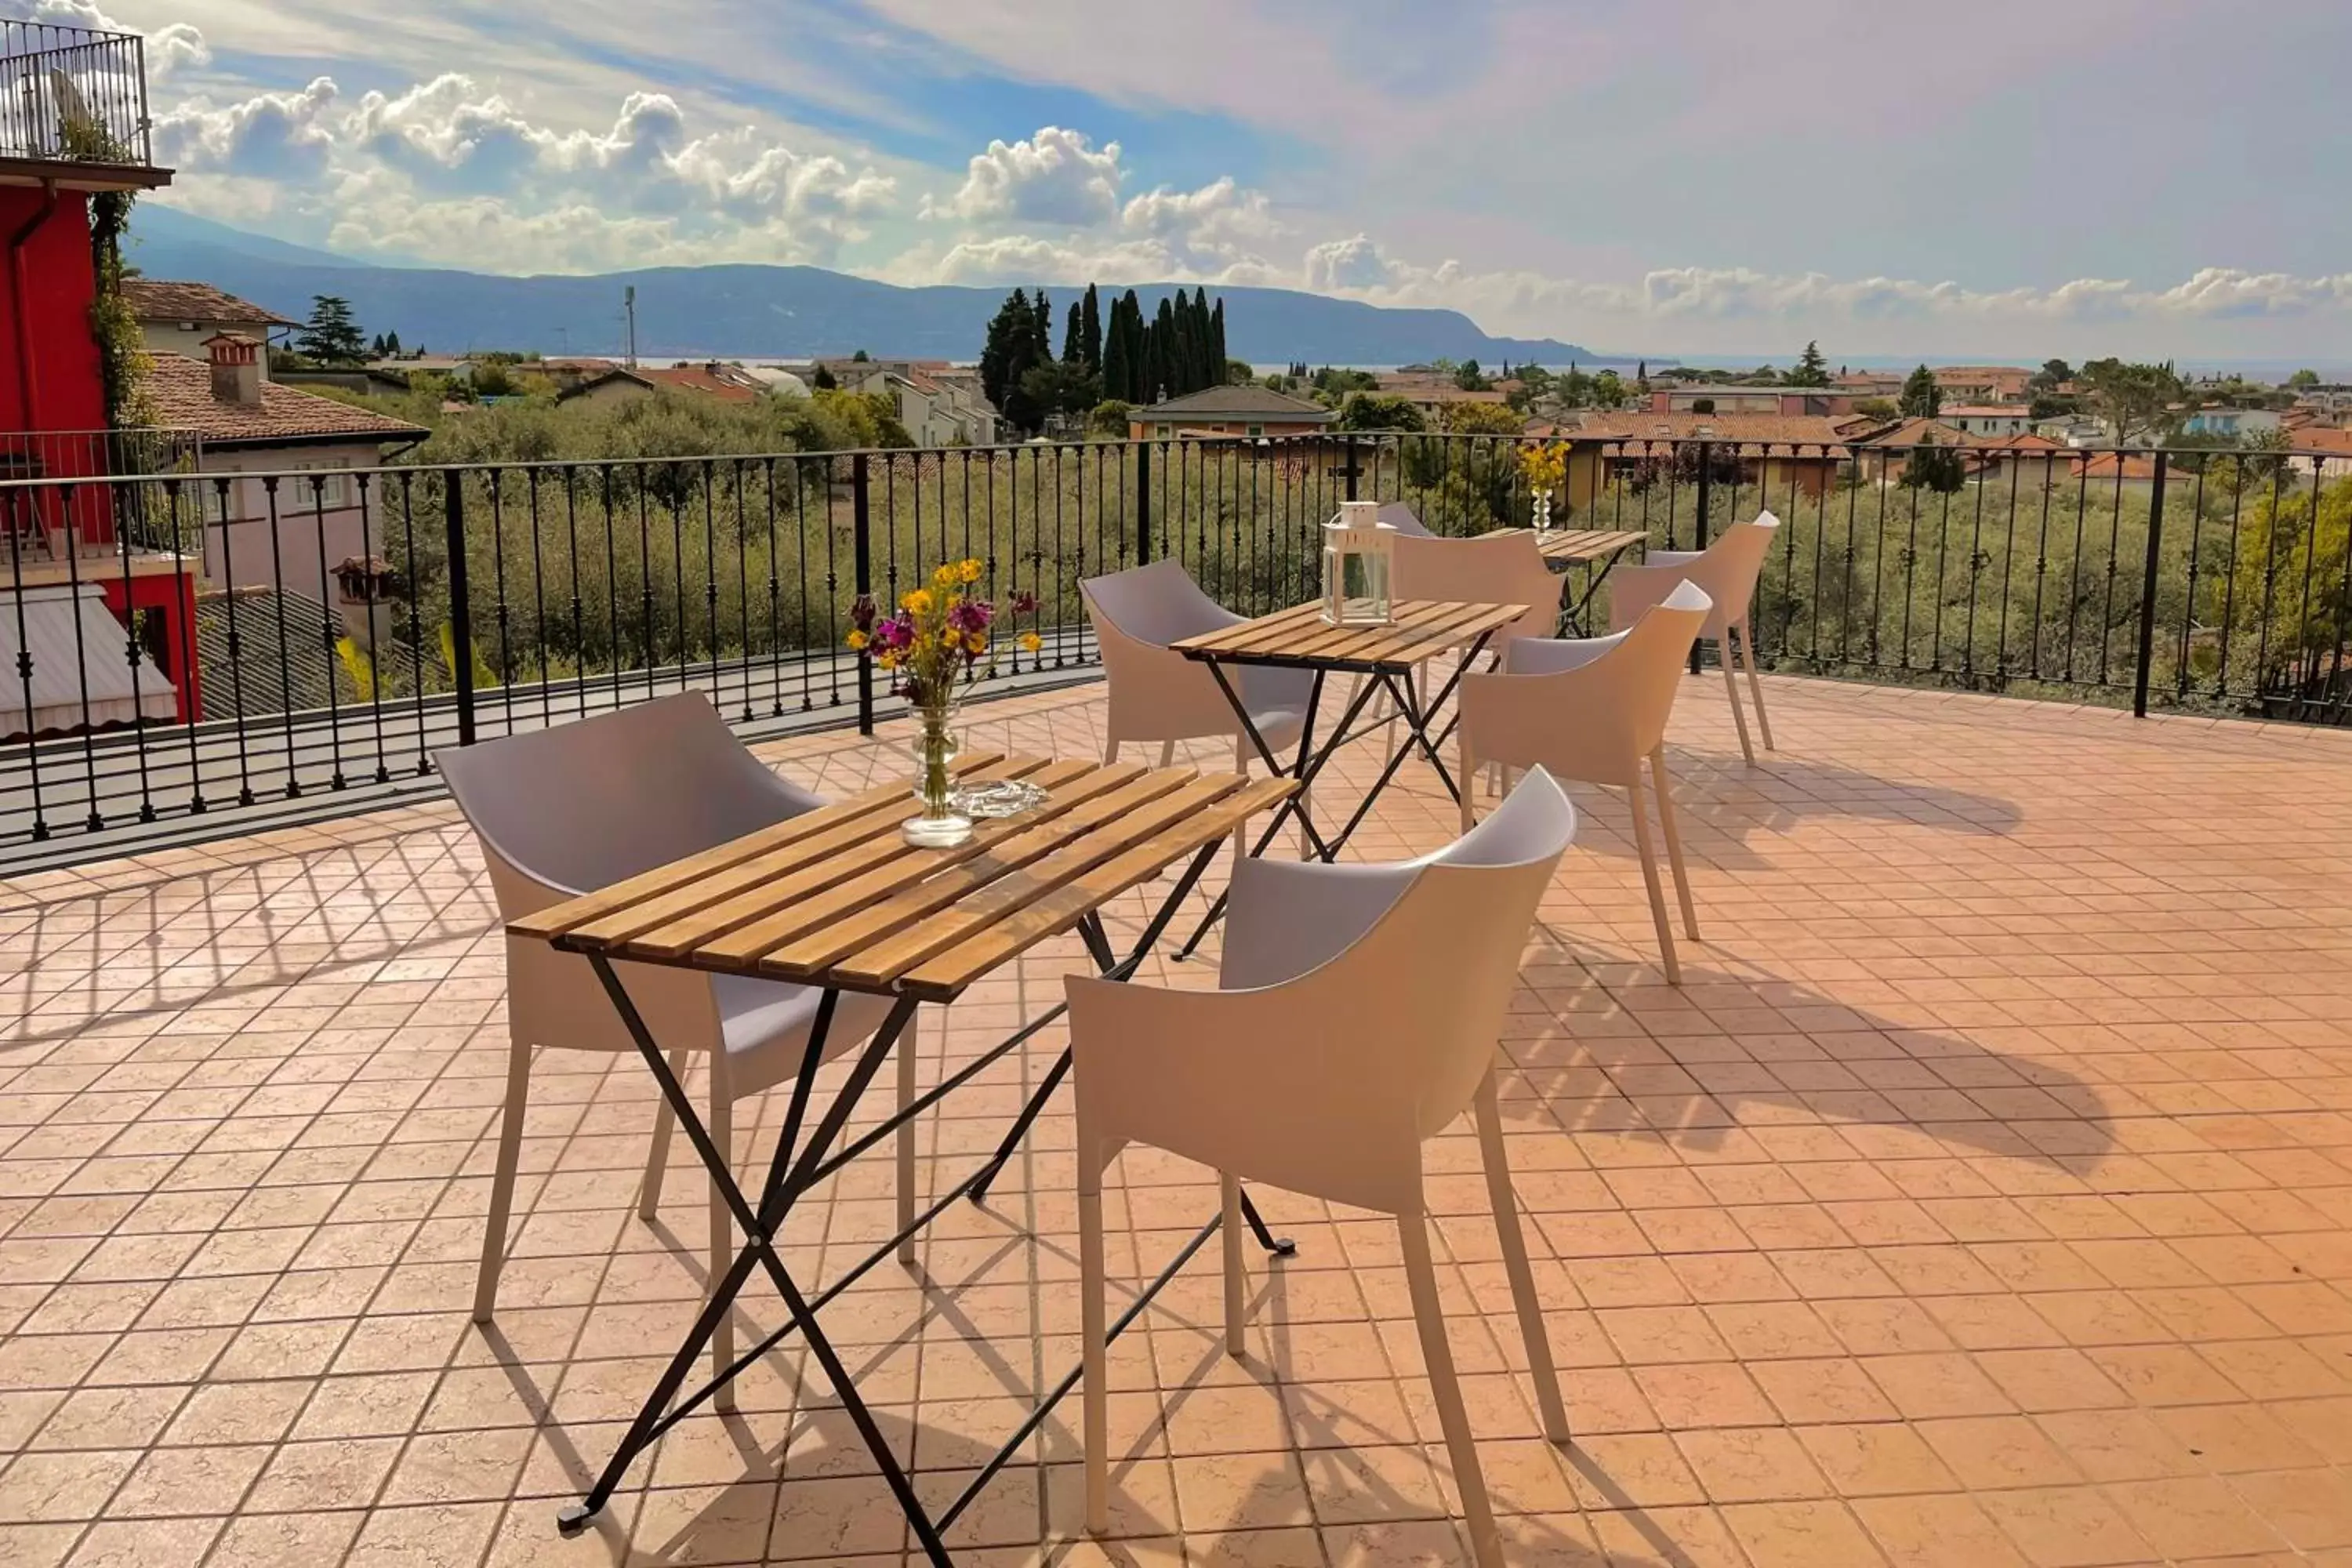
[0,18,161,180]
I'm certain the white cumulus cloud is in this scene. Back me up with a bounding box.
[1291,234,2352,353]
[154,72,895,272]
[924,125,1123,227]
[155,77,340,180]
[0,0,207,77]
[912,136,1285,288]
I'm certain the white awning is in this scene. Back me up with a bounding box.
[0,584,178,742]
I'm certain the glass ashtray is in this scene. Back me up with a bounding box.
[949,779,1050,818]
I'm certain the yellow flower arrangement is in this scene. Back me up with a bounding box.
[848,560,1042,707]
[1519,441,1568,498]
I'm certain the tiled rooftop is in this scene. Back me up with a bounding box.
[144,354,431,445]
[3,672,2351,1567]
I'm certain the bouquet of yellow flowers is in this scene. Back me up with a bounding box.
[848,561,1039,840]
[848,559,1040,708]
[1519,440,1568,498]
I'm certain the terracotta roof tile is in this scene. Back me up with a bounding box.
[1566,412,1857,451]
[2074,452,2190,481]
[568,365,763,402]
[1851,417,1984,447]
[1135,385,1334,422]
[121,280,297,327]
[143,354,427,446]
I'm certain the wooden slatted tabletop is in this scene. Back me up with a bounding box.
[506,755,1294,1002]
[1170,599,1528,671]
[1530,528,1647,565]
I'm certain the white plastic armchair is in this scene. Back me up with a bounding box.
[437,694,896,1400]
[1083,560,1318,856]
[1608,510,1781,762]
[1391,528,1565,648]
[1457,581,1713,982]
[1081,559,1313,765]
[1065,771,1577,1568]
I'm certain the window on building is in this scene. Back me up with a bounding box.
[1247,424,1265,437]
[278,463,356,511]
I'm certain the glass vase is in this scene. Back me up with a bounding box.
[902,702,972,847]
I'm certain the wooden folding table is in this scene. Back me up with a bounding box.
[507,753,1294,1562]
[1531,526,1648,633]
[1167,598,1524,956]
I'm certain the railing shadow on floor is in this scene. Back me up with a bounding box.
[0,824,489,1051]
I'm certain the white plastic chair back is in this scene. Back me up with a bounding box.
[1391,529,1559,644]
[1070,769,1573,1214]
[1463,582,1712,788]
[1081,558,1240,648]
[1610,511,1780,637]
[1376,501,1435,537]
[437,691,818,898]
[437,693,816,1056]
[1082,561,1306,744]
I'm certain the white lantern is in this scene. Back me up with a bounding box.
[1320,499,1396,626]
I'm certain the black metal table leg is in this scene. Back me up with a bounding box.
[1560,550,1634,637]
[1174,666,1387,960]
[1207,661,1337,861]
[555,836,1301,1559]
[970,844,1285,1254]
[967,1050,1070,1206]
[561,986,859,1530]
[1415,630,1504,777]
[1240,1189,1296,1255]
[561,961,952,1558]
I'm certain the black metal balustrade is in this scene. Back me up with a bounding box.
[0,20,155,169]
[0,431,2344,866]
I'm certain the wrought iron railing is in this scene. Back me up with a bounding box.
[0,20,154,169]
[0,430,2345,862]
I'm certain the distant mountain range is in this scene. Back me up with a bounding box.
[124,205,1613,369]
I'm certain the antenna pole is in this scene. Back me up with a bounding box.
[624,286,638,368]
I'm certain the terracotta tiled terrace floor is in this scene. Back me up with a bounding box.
[3,673,2352,1568]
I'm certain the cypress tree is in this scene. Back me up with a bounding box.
[1123,290,1148,401]
[1152,296,1177,401]
[1191,288,1213,390]
[1210,297,1227,382]
[1063,299,1083,366]
[1080,283,1102,370]
[1102,296,1131,405]
[979,289,1029,412]
[1189,294,1203,388]
[1171,292,1196,396]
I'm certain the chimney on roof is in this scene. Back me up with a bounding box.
[205,333,262,408]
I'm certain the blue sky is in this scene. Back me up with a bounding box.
[31,0,2352,359]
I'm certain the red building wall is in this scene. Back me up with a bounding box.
[0,185,201,724]
[0,187,108,450]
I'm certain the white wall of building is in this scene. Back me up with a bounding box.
[195,446,390,601]
[138,320,278,380]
